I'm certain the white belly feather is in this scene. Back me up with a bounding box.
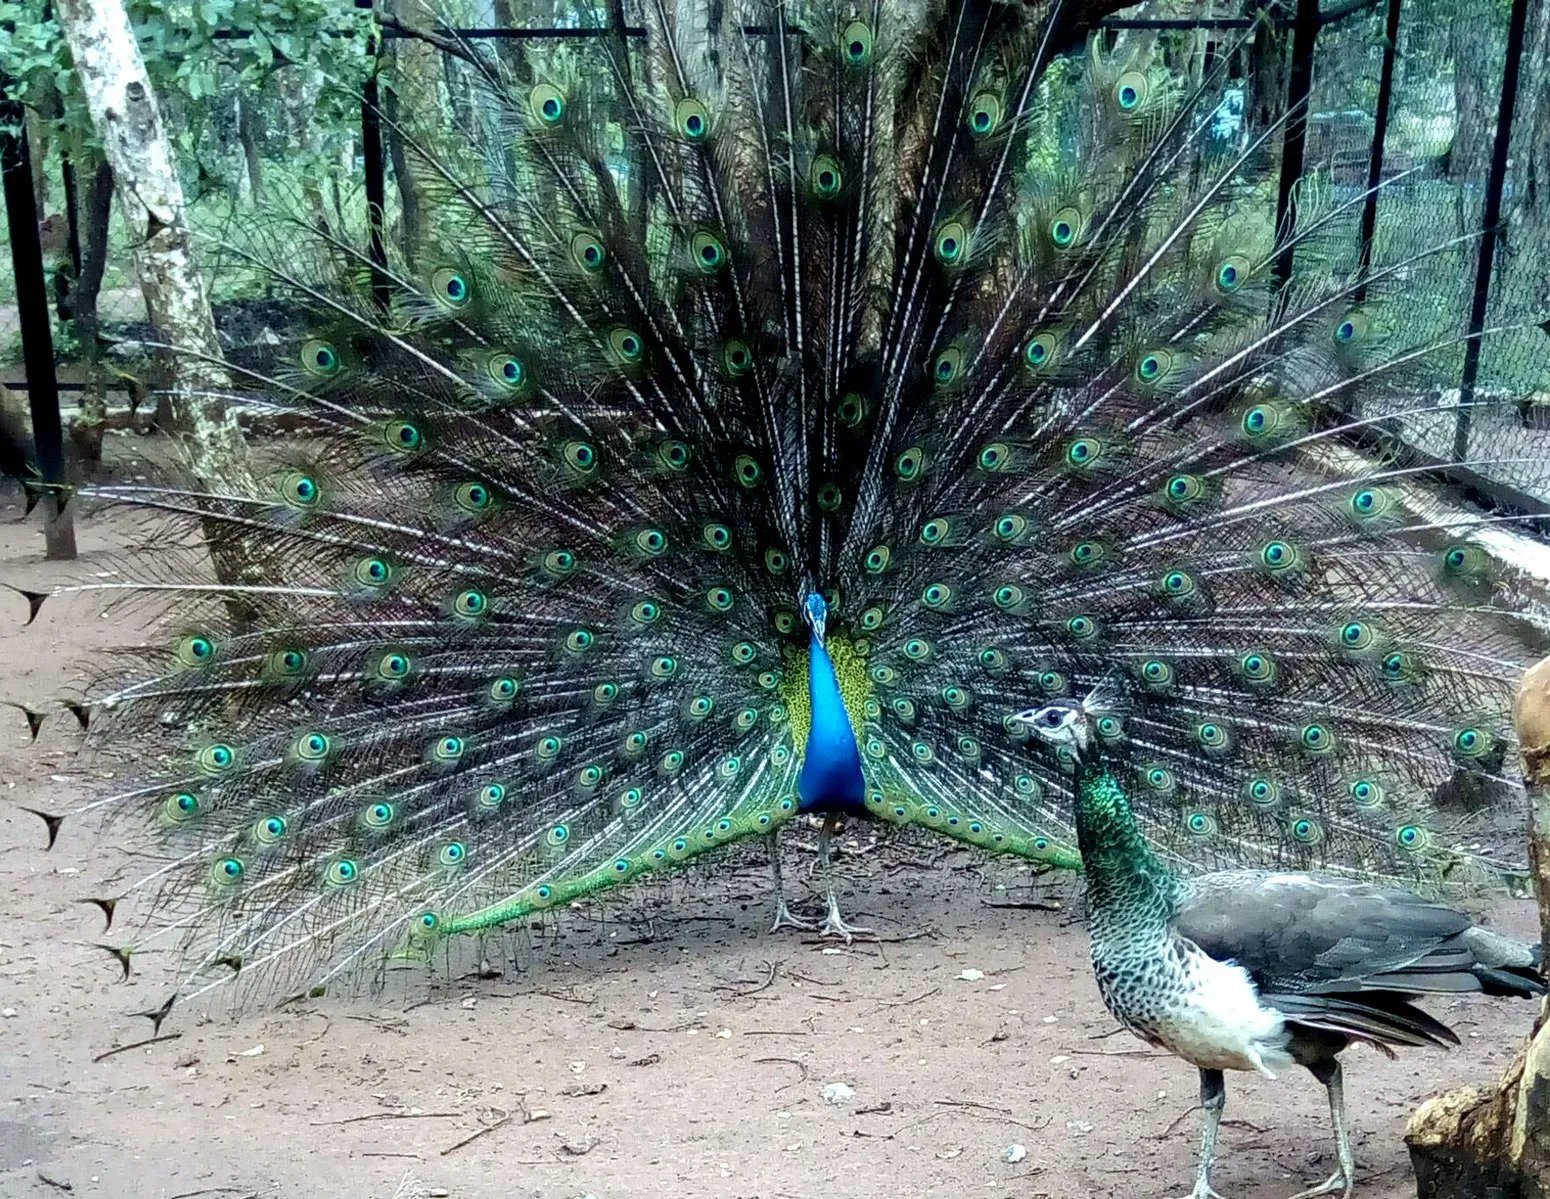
[1154,946,1293,1077]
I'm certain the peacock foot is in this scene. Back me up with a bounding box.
[819,895,874,943]
[1285,1170,1352,1199]
[769,899,816,933]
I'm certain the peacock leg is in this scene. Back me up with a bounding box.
[1286,1060,1354,1199]
[1184,1068,1227,1199]
[766,832,815,932]
[817,812,873,942]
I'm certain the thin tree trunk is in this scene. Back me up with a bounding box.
[54,0,252,500]
[1448,0,1496,231]
[384,0,430,267]
[69,154,114,468]
[277,64,332,234]
[236,90,265,203]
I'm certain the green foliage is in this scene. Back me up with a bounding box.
[0,0,372,153]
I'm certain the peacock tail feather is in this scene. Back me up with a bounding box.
[28,0,1550,1009]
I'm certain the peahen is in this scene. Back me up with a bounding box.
[1012,691,1544,1199]
[19,0,1550,1013]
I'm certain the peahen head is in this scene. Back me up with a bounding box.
[1012,698,1093,760]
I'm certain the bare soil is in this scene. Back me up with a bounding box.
[0,464,1540,1199]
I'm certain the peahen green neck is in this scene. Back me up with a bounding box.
[1071,751,1184,932]
[797,593,866,816]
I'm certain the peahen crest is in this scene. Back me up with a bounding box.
[28,0,1550,1011]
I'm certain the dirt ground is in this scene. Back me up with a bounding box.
[0,472,1542,1199]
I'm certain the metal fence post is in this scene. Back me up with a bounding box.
[1354,0,1402,301]
[1272,0,1322,290]
[1,78,75,557]
[1452,0,1531,463]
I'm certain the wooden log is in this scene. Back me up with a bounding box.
[1405,656,1550,1197]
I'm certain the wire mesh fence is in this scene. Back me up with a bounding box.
[2,0,1547,506]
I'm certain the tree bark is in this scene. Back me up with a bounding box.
[1447,0,1496,231]
[1406,656,1550,1198]
[235,90,265,203]
[69,153,114,468]
[383,0,432,265]
[54,0,252,498]
[277,64,333,235]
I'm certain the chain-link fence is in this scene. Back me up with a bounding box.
[3,0,1547,508]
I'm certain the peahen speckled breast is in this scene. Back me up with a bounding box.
[27,0,1550,1010]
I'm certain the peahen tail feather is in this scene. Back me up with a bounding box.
[25,0,1550,1010]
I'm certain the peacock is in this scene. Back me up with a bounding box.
[17,0,1550,1016]
[1013,690,1545,1199]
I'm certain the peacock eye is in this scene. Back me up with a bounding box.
[675,97,710,140]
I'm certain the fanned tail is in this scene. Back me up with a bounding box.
[28,0,1549,1011]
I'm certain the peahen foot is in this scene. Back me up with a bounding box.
[769,898,816,933]
[1182,1183,1225,1199]
[1286,1061,1355,1199]
[1284,1171,1351,1199]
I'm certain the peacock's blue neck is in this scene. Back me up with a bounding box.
[797,628,867,815]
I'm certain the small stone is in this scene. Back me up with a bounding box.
[1041,1015,1057,1024]
[1067,1120,1093,1135]
[957,968,984,981]
[238,1044,265,1057]
[716,1028,732,1039]
[1,1008,16,1018]
[821,1081,856,1106]
[569,1060,586,1074]
[1003,1143,1027,1164]
[461,996,477,1009]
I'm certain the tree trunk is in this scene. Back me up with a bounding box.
[277,64,333,235]
[1448,0,1496,231]
[236,90,265,203]
[69,153,114,468]
[384,0,432,266]
[54,0,252,501]
[1405,656,1550,1198]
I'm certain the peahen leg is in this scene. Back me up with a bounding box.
[817,812,873,942]
[766,832,815,932]
[1184,1068,1227,1199]
[1286,1060,1354,1199]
